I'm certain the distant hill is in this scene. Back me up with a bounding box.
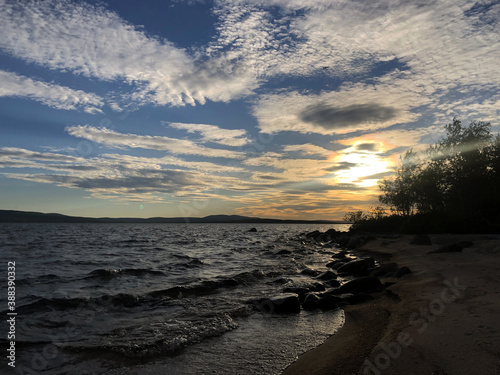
[0,210,344,224]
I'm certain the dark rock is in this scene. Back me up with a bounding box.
[332,251,347,259]
[410,234,432,245]
[369,262,398,277]
[303,293,321,310]
[312,282,326,292]
[345,293,375,304]
[428,243,463,254]
[248,228,257,232]
[346,237,365,250]
[283,287,310,301]
[339,276,382,294]
[272,278,290,284]
[319,294,345,309]
[393,266,412,278]
[222,279,239,287]
[337,258,376,276]
[276,249,292,255]
[305,230,321,239]
[300,267,320,277]
[458,241,473,248]
[324,279,340,288]
[258,293,301,314]
[316,270,338,281]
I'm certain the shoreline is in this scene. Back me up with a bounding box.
[282,234,500,375]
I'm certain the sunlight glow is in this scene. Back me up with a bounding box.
[333,145,391,186]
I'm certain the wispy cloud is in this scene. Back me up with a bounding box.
[65,125,246,159]
[0,70,103,113]
[167,122,250,146]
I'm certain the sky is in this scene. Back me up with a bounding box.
[0,0,499,220]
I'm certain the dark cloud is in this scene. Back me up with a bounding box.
[299,103,399,130]
[255,175,282,180]
[355,143,378,152]
[323,161,358,172]
[23,170,202,194]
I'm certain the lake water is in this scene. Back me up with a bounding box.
[0,223,350,374]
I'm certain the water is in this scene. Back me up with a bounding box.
[0,223,350,374]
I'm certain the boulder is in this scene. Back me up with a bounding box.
[316,270,338,281]
[410,234,432,245]
[303,293,322,310]
[325,279,340,288]
[276,249,292,255]
[345,293,375,304]
[258,293,301,314]
[393,266,412,278]
[369,262,398,277]
[338,276,382,294]
[283,287,310,301]
[319,294,346,310]
[427,243,463,254]
[300,267,321,277]
[305,230,321,239]
[332,251,347,259]
[337,258,376,276]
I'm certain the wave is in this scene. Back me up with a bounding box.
[64,313,238,359]
[13,293,142,314]
[86,268,165,279]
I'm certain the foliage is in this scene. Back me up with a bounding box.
[376,118,500,233]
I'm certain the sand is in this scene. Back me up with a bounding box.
[282,234,500,375]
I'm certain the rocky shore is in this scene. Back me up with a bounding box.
[277,230,500,375]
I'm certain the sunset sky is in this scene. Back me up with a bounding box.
[0,0,499,219]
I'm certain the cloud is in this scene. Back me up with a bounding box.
[65,125,246,159]
[0,0,256,107]
[0,70,103,112]
[355,143,379,152]
[299,103,399,130]
[323,161,359,172]
[282,144,334,157]
[167,122,250,146]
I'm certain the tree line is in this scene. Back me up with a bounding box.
[346,118,500,233]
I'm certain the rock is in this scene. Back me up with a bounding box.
[393,266,412,278]
[276,249,292,255]
[316,270,338,281]
[337,258,376,276]
[248,228,257,232]
[339,276,382,294]
[258,293,301,313]
[311,282,326,292]
[332,251,347,259]
[303,293,322,310]
[300,267,320,277]
[283,287,310,301]
[222,279,239,287]
[370,262,398,277]
[345,293,375,304]
[324,279,340,288]
[410,234,432,245]
[458,241,473,248]
[346,237,365,250]
[305,230,321,239]
[319,294,345,309]
[428,243,463,254]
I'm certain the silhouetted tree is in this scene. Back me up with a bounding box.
[378,118,500,231]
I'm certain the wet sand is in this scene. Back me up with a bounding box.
[282,234,500,375]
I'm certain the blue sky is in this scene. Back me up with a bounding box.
[0,0,499,219]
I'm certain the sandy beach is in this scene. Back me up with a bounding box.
[282,234,500,375]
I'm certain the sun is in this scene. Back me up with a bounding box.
[333,146,391,187]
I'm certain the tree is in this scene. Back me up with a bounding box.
[378,149,420,216]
